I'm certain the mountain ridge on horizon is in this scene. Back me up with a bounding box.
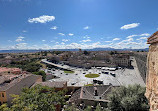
[0,48,149,53]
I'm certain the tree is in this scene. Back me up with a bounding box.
[33,71,46,81]
[0,85,67,111]
[107,84,149,111]
[95,104,102,111]
[64,104,79,111]
[25,63,41,72]
[0,104,10,111]
[83,51,89,55]
[84,106,92,111]
[109,51,115,55]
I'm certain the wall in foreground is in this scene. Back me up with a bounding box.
[145,42,158,111]
[134,53,147,83]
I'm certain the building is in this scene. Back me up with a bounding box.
[0,67,22,75]
[112,55,131,67]
[147,31,158,44]
[0,74,42,105]
[145,31,158,111]
[69,85,114,107]
[32,81,67,91]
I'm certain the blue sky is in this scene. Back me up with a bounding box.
[0,0,158,50]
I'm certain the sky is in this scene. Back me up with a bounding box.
[0,0,158,50]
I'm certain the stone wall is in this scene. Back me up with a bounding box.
[134,53,147,83]
[145,42,158,111]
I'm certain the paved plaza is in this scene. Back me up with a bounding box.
[43,57,145,87]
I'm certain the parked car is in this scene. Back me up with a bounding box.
[110,73,116,77]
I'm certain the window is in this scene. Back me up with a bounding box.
[2,93,4,97]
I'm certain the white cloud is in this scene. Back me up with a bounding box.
[43,44,52,49]
[58,33,65,36]
[81,39,91,42]
[61,42,65,45]
[137,37,148,40]
[140,33,150,36]
[117,38,134,46]
[105,41,112,43]
[120,23,140,30]
[83,35,90,39]
[68,33,74,36]
[115,36,148,49]
[15,39,23,42]
[113,38,120,41]
[15,36,25,42]
[18,36,24,39]
[12,43,28,49]
[28,15,55,23]
[53,42,102,49]
[127,35,138,39]
[6,39,149,50]
[50,26,58,30]
[62,39,69,42]
[83,26,90,30]
[126,33,150,39]
[22,30,27,33]
[16,43,27,46]
[42,40,46,42]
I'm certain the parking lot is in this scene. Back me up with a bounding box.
[41,58,145,86]
[44,57,145,87]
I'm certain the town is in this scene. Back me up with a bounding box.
[0,48,147,110]
[1,0,158,110]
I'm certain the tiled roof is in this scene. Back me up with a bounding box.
[70,85,113,103]
[0,74,41,91]
[0,76,9,84]
[0,67,21,74]
[33,81,67,88]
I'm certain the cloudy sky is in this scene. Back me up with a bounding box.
[0,0,157,50]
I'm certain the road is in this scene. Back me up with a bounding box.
[41,59,74,71]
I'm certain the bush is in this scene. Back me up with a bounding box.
[107,84,149,111]
[0,85,67,111]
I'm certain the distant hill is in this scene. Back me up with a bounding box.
[0,48,149,53]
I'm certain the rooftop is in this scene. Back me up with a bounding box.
[32,81,67,88]
[70,85,114,103]
[0,67,21,74]
[0,74,40,91]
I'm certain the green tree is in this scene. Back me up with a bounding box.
[0,85,67,111]
[95,104,102,111]
[0,104,10,111]
[33,71,46,81]
[83,51,89,55]
[109,51,114,55]
[84,106,92,111]
[64,103,79,111]
[107,84,149,111]
[25,63,41,72]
